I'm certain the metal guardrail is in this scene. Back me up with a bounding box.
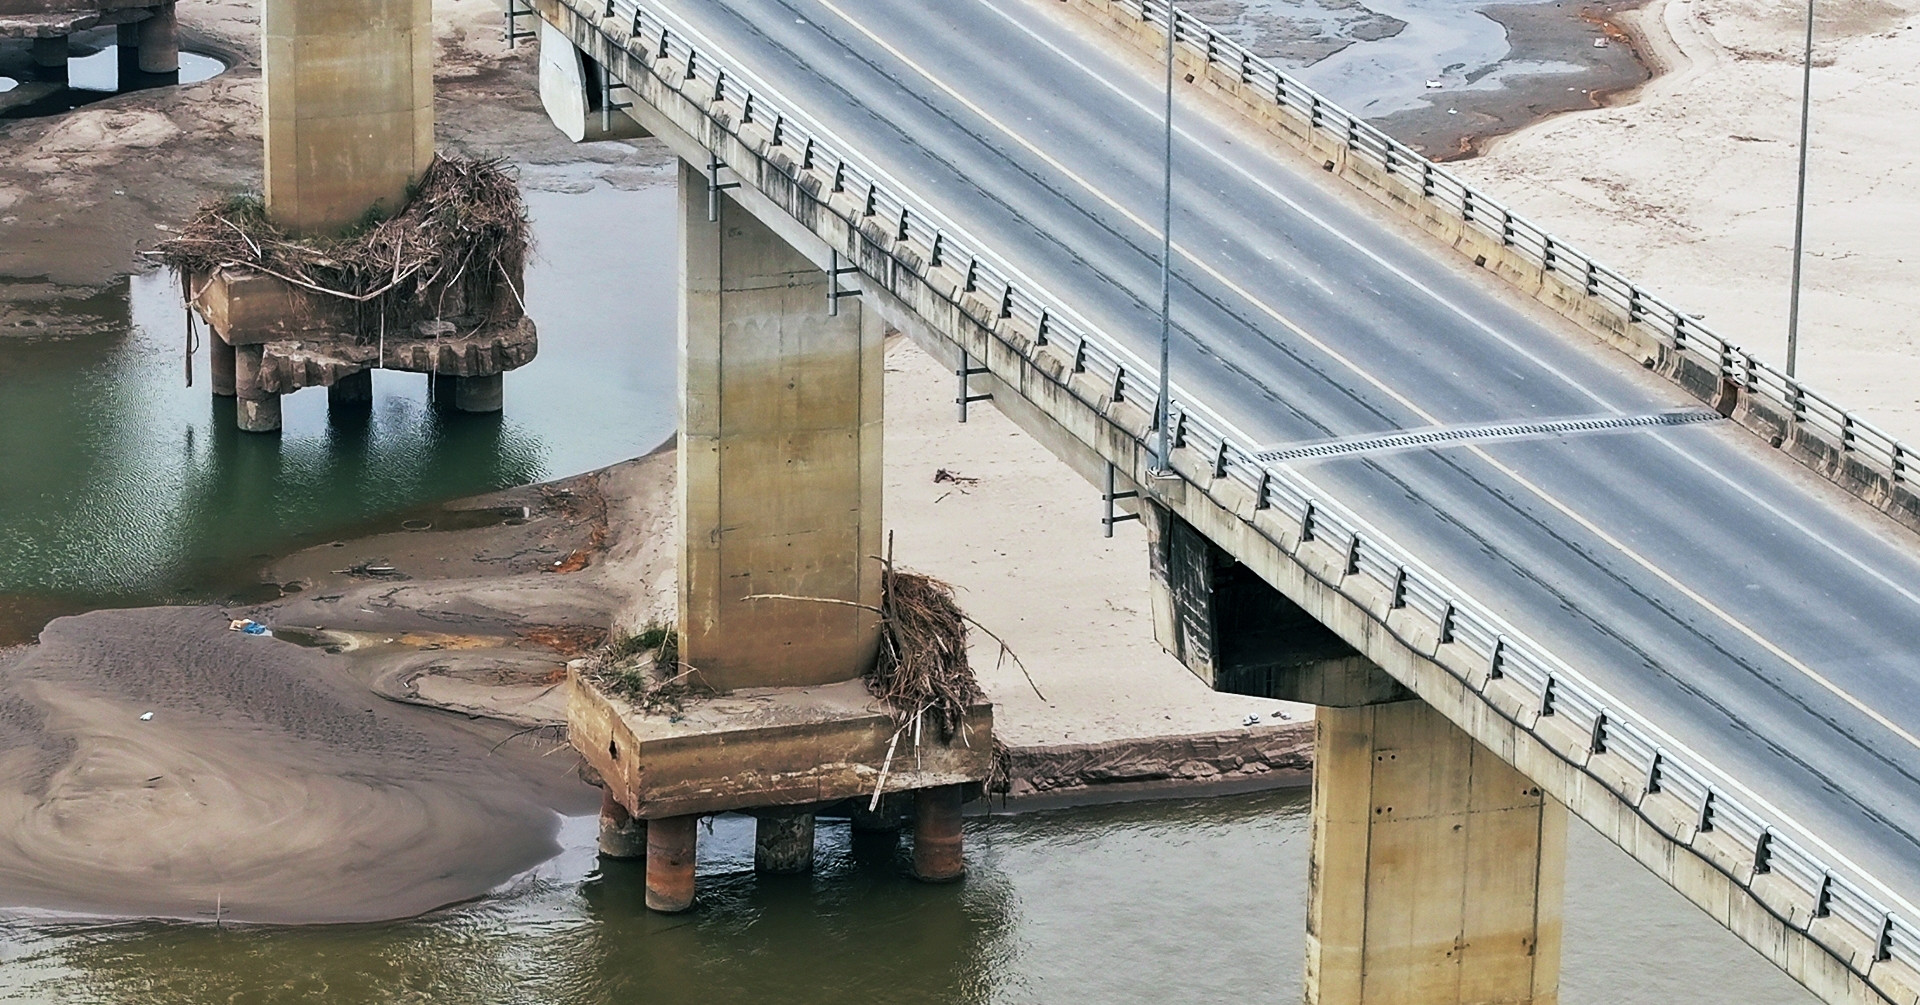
[1123,0,1918,485]
[577,0,1917,987]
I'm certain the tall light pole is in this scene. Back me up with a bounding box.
[1785,0,1815,377]
[1153,0,1176,475]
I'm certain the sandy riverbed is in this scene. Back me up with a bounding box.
[1458,0,1920,441]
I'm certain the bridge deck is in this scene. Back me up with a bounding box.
[664,0,1920,912]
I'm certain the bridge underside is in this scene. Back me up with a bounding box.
[530,2,1920,1002]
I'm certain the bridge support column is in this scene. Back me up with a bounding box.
[912,785,966,883]
[676,157,884,691]
[597,788,646,859]
[234,344,282,434]
[30,35,67,77]
[263,0,433,235]
[452,373,503,413]
[209,334,236,397]
[327,368,373,415]
[645,814,698,913]
[1146,504,1409,704]
[1307,699,1565,1005]
[754,812,816,875]
[137,3,180,75]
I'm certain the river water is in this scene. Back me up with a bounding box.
[0,791,1814,1003]
[0,8,1820,1004]
[0,178,680,643]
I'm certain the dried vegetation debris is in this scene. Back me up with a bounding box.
[868,568,983,743]
[149,154,531,327]
[579,623,708,715]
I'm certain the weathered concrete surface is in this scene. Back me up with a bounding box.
[753,811,815,874]
[187,266,537,413]
[567,670,992,820]
[262,0,433,235]
[135,0,175,73]
[1308,700,1565,1005]
[1000,724,1312,797]
[537,18,646,143]
[526,2,1916,1000]
[1146,503,1410,707]
[677,157,885,692]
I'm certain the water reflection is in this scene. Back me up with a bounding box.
[0,791,1819,1004]
[0,180,680,637]
[0,35,226,120]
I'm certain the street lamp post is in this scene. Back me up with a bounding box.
[1154,1,1176,475]
[1785,0,1815,377]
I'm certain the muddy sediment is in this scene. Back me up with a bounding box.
[1384,2,1654,160]
[0,607,592,924]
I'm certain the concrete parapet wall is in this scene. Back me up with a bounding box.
[532,3,1912,1000]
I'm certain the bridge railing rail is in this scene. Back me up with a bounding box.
[1130,0,1916,485]
[594,0,1916,986]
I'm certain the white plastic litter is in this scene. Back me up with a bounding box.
[139,712,154,721]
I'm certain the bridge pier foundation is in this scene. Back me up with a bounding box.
[644,814,698,913]
[234,344,282,434]
[452,373,503,413]
[1307,699,1565,1005]
[562,160,990,914]
[136,2,179,76]
[754,812,816,875]
[597,789,646,859]
[30,35,67,78]
[912,785,966,883]
[327,369,373,416]
[209,334,236,397]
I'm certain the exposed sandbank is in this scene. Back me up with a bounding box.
[1458,0,1920,443]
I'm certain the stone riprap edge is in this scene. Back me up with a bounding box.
[1002,724,1314,796]
[1065,0,1920,535]
[536,0,1919,1000]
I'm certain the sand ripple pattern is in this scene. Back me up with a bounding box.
[0,608,570,924]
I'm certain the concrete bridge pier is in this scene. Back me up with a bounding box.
[565,159,991,912]
[1308,701,1565,1005]
[453,373,504,413]
[209,334,236,397]
[754,812,816,875]
[912,785,967,883]
[645,814,699,913]
[675,157,885,688]
[136,3,179,75]
[263,0,433,236]
[597,789,647,859]
[327,369,373,416]
[30,34,66,78]
[233,344,282,434]
[1148,506,1563,1003]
